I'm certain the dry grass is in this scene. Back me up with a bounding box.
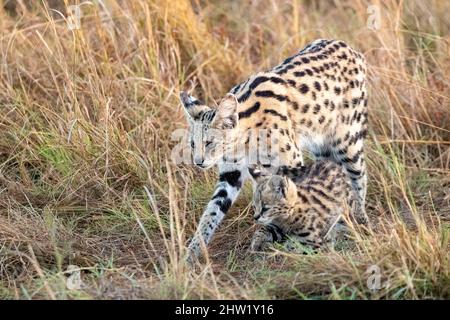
[0,0,449,299]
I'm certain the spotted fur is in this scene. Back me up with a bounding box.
[180,39,368,261]
[249,160,357,251]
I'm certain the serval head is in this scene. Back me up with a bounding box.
[248,166,298,225]
[180,91,239,169]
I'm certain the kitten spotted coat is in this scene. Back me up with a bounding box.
[180,39,368,261]
[249,160,357,251]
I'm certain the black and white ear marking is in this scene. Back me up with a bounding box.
[271,176,287,198]
[179,91,199,108]
[215,93,238,129]
[248,165,262,181]
[248,164,273,183]
[179,91,201,118]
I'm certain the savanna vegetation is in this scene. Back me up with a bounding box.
[0,0,449,299]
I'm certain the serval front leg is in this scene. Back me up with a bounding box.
[187,163,247,263]
[331,128,368,225]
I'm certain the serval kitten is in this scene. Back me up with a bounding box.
[180,39,368,261]
[248,160,356,251]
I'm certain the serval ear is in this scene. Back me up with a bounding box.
[248,164,273,183]
[270,176,297,201]
[179,91,202,119]
[248,164,264,183]
[214,93,238,129]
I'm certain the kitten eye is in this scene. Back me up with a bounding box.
[190,141,195,148]
[205,140,213,148]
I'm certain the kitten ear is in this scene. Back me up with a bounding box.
[270,176,297,200]
[249,164,278,183]
[248,164,263,183]
[214,93,238,129]
[284,177,298,200]
[179,91,201,119]
[270,176,287,198]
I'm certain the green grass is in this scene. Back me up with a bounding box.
[0,0,448,299]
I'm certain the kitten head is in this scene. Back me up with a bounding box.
[249,165,297,224]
